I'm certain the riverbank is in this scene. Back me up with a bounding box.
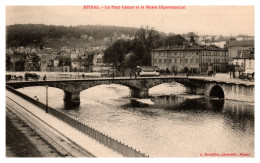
[6,89,122,157]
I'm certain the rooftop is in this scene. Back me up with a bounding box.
[226,40,254,47]
[153,44,225,51]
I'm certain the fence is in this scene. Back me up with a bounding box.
[6,85,149,157]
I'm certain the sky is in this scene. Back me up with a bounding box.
[6,6,254,36]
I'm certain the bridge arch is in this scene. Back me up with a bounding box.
[149,82,186,96]
[80,83,131,96]
[209,85,225,99]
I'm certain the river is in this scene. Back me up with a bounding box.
[17,82,254,157]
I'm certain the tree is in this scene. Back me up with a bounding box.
[186,32,199,43]
[133,26,161,66]
[103,39,132,70]
[164,34,186,46]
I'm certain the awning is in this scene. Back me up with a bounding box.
[244,69,254,74]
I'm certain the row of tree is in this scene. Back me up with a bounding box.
[6,24,139,47]
[103,27,187,70]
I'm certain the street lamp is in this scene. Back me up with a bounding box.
[78,53,79,78]
[46,85,48,113]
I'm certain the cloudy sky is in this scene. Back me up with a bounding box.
[6,6,254,36]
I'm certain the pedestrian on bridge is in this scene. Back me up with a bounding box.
[43,75,46,81]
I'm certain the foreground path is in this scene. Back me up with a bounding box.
[6,90,122,157]
[6,109,63,157]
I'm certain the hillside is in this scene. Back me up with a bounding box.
[6,24,139,49]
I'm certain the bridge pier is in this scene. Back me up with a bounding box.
[185,86,204,95]
[64,91,80,108]
[130,88,149,98]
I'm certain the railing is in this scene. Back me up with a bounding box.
[6,85,149,157]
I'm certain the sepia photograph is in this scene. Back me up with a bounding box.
[5,5,254,158]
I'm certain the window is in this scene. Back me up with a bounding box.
[241,62,244,67]
[175,59,177,63]
[164,59,167,63]
[190,59,193,64]
[185,59,188,64]
[169,59,172,64]
[180,59,183,64]
[159,59,162,63]
[154,59,157,63]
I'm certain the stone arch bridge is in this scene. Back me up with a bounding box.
[6,77,254,107]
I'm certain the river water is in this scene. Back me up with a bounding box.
[17,82,254,157]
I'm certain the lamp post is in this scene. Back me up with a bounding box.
[78,53,79,78]
[46,85,48,113]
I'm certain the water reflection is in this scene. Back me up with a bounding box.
[17,86,254,157]
[126,95,254,139]
[223,102,254,133]
[127,95,225,113]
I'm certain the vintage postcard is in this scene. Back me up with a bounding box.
[4,5,255,159]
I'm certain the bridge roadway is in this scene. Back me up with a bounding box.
[6,76,255,107]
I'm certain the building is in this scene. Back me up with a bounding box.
[235,35,254,41]
[201,46,229,72]
[225,40,254,61]
[71,52,78,60]
[38,53,48,71]
[151,44,228,73]
[93,54,104,66]
[61,46,71,53]
[203,40,227,48]
[92,53,107,72]
[232,53,254,72]
[24,53,41,71]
